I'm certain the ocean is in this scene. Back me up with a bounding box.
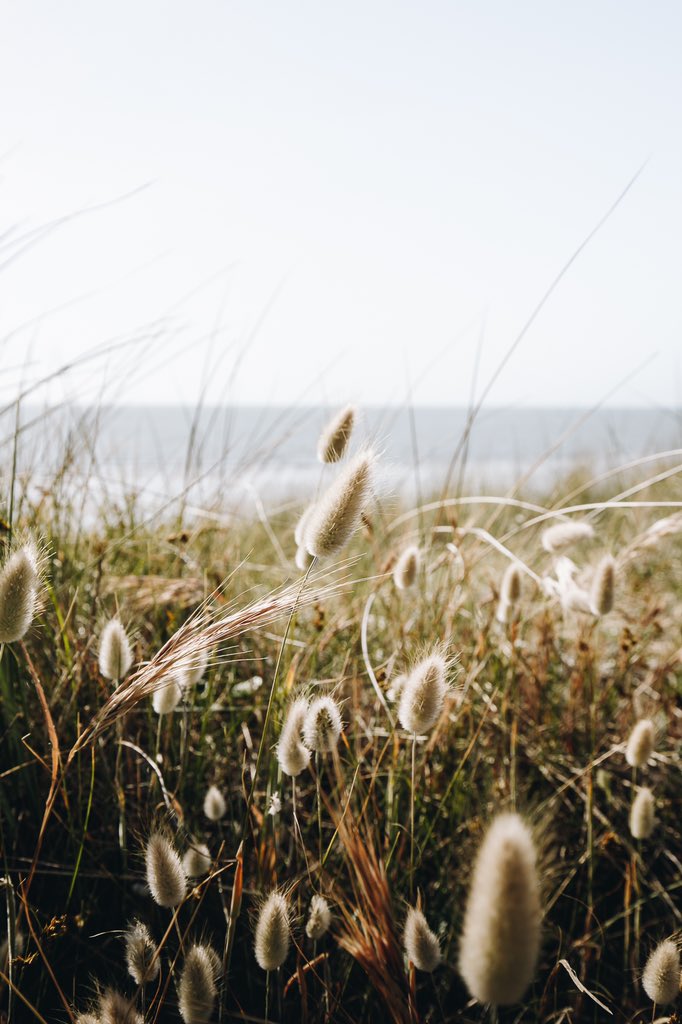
[9,404,682,515]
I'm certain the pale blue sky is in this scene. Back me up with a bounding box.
[1,1,681,407]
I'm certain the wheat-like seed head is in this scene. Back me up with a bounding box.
[403,906,441,972]
[254,891,291,971]
[458,812,542,1006]
[317,405,356,463]
[145,832,186,908]
[642,939,681,1005]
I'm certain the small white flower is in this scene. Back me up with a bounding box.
[268,792,282,816]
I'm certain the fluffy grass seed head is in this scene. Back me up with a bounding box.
[306,894,332,940]
[98,989,143,1024]
[183,840,212,878]
[152,675,183,715]
[295,543,315,572]
[496,563,522,624]
[542,521,594,554]
[404,906,442,972]
[203,784,227,821]
[630,787,656,840]
[0,542,40,644]
[254,891,291,971]
[277,697,311,777]
[501,563,522,604]
[294,503,316,547]
[178,943,219,1024]
[398,651,448,735]
[458,812,542,1006]
[302,694,343,753]
[124,919,159,985]
[182,648,209,686]
[625,718,656,768]
[98,617,133,682]
[304,448,375,558]
[590,555,615,616]
[145,832,186,908]
[642,939,681,1005]
[317,404,356,463]
[393,544,420,590]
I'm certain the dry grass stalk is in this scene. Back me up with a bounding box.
[335,812,417,1024]
[68,578,336,758]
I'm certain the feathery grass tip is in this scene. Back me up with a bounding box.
[277,697,311,777]
[124,919,159,985]
[98,617,133,682]
[398,651,448,734]
[641,938,681,1004]
[145,832,186,908]
[625,719,655,768]
[254,891,291,970]
[458,812,542,1005]
[306,894,332,940]
[404,906,441,972]
[178,943,220,1023]
[317,405,356,463]
[302,695,343,753]
[0,543,40,644]
[304,448,374,558]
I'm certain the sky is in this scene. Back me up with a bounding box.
[1,0,681,409]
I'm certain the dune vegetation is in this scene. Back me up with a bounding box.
[0,399,681,1023]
